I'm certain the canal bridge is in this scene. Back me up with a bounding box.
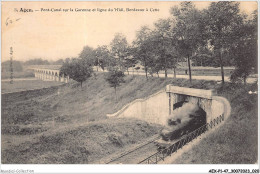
[27,65,70,83]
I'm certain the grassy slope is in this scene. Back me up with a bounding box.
[2,118,161,164]
[1,73,258,164]
[2,73,172,164]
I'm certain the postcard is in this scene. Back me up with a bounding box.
[1,1,258,174]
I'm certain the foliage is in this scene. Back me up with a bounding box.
[170,2,206,82]
[60,58,93,87]
[133,20,178,79]
[151,18,178,78]
[123,46,137,75]
[64,2,256,86]
[230,10,257,84]
[79,46,96,66]
[72,2,256,86]
[24,58,50,65]
[2,60,23,72]
[191,47,215,67]
[110,33,129,70]
[205,1,243,83]
[105,67,125,101]
[133,26,153,80]
[52,59,64,65]
[147,55,161,77]
[94,45,111,71]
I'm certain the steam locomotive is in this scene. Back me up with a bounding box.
[155,102,206,150]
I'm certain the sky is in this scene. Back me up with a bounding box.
[1,1,258,62]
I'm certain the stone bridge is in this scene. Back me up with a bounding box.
[27,65,70,83]
[107,85,224,126]
[166,85,214,123]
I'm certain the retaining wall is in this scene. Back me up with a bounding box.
[107,90,169,125]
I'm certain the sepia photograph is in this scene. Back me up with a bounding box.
[1,0,259,173]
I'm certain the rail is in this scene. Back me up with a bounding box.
[105,135,161,164]
[138,114,224,164]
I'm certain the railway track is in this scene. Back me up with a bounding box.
[106,126,206,164]
[105,114,225,164]
[108,139,159,164]
[139,114,225,164]
[106,135,160,164]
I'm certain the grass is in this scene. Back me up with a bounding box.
[2,118,161,164]
[1,80,63,93]
[1,73,257,164]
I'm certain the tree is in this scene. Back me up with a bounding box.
[24,58,50,65]
[94,45,111,71]
[2,60,23,72]
[147,55,161,78]
[105,67,125,101]
[79,46,96,66]
[171,2,206,82]
[60,58,93,88]
[123,46,137,75]
[133,26,153,80]
[110,33,128,70]
[230,10,257,84]
[52,59,64,65]
[191,46,215,67]
[152,18,178,78]
[205,1,243,84]
[192,53,213,67]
